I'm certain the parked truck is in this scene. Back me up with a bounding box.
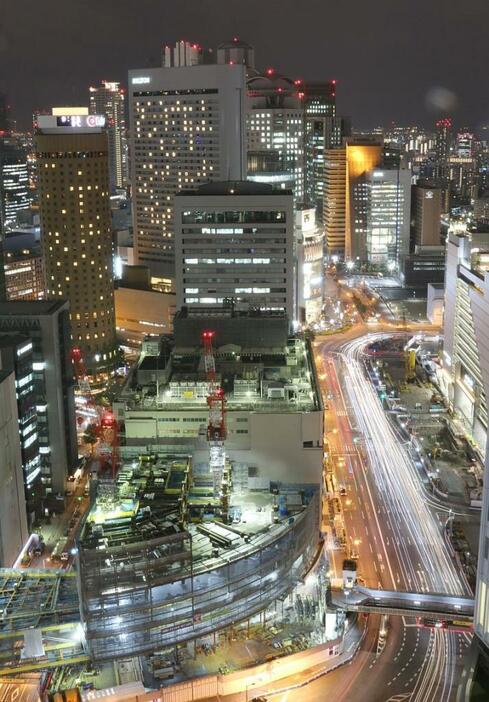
[342,558,358,588]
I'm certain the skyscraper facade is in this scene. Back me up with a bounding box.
[0,300,78,499]
[128,63,246,280]
[174,181,294,318]
[246,70,304,204]
[0,138,30,232]
[304,81,342,220]
[324,139,383,259]
[364,167,411,266]
[36,113,117,373]
[89,81,128,191]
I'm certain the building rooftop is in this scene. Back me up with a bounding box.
[119,329,320,414]
[0,300,68,316]
[176,180,292,197]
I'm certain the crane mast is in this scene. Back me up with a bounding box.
[201,331,227,496]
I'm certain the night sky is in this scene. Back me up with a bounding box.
[3,0,488,131]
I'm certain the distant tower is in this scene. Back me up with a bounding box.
[36,111,117,373]
[89,81,128,191]
[435,117,452,166]
[217,38,255,69]
[0,93,10,134]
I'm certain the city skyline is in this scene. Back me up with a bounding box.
[2,0,489,131]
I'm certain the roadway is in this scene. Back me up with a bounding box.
[309,322,473,701]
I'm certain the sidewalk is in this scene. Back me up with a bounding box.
[202,619,366,702]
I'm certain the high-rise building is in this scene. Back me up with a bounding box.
[36,113,117,373]
[89,81,128,191]
[304,81,344,219]
[0,370,29,566]
[174,181,294,318]
[295,206,324,324]
[324,138,383,259]
[0,93,10,134]
[364,167,411,266]
[324,148,347,257]
[435,117,452,180]
[441,232,489,651]
[412,183,442,248]
[0,300,78,499]
[442,231,489,451]
[0,137,30,231]
[128,62,246,281]
[456,130,474,158]
[4,247,45,301]
[246,70,304,204]
[0,335,41,518]
[163,40,214,68]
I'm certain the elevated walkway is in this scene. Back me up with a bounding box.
[331,586,474,622]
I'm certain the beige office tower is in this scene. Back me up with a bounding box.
[36,113,117,374]
[324,148,347,257]
[413,184,442,247]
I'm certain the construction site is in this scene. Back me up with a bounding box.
[0,310,324,688]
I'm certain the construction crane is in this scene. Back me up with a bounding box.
[201,331,227,496]
[70,347,119,477]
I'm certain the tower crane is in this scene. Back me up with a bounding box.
[201,331,227,496]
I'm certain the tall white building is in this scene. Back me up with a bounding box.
[89,81,128,191]
[128,63,246,281]
[295,206,324,324]
[365,167,411,266]
[174,181,294,318]
[442,232,489,452]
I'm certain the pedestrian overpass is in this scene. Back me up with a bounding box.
[330,586,474,624]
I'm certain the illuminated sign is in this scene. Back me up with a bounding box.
[425,191,434,199]
[132,76,151,85]
[56,115,106,128]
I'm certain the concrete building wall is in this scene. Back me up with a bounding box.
[174,187,295,318]
[120,407,323,487]
[0,372,29,566]
[114,287,175,349]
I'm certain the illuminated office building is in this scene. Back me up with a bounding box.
[4,235,45,301]
[412,184,442,247]
[0,300,78,499]
[246,70,304,203]
[174,181,294,318]
[324,138,382,259]
[364,167,411,266]
[128,62,246,280]
[295,206,324,324]
[89,81,128,191]
[0,335,41,517]
[0,138,30,231]
[304,81,344,220]
[36,113,117,373]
